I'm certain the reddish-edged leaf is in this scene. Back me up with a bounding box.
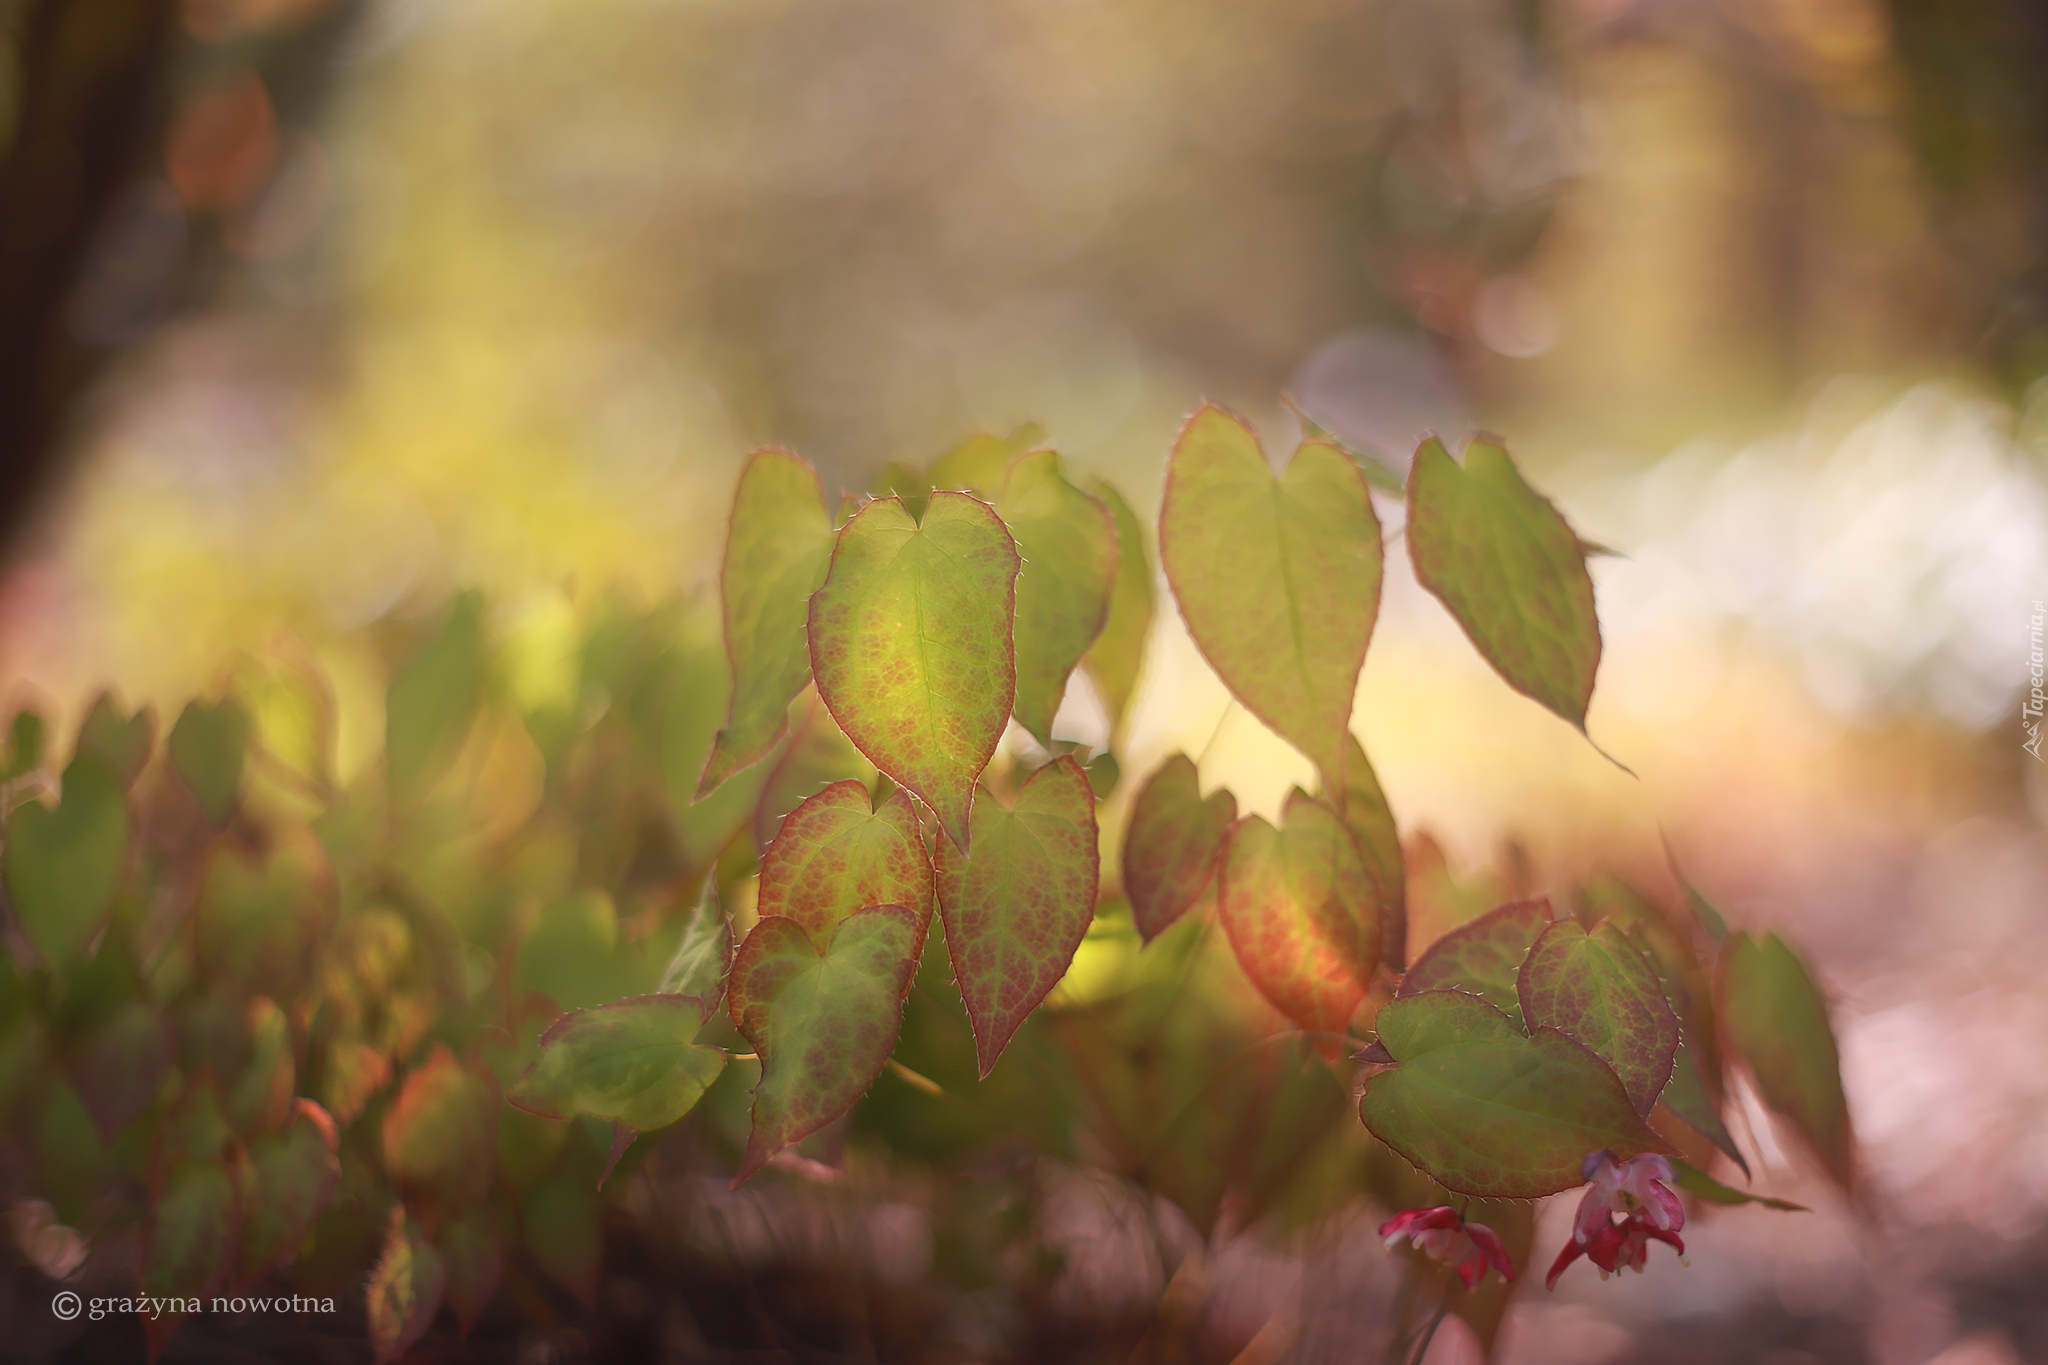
[1121,753,1235,943]
[1518,919,1679,1116]
[320,1037,391,1126]
[1406,436,1602,734]
[237,1098,341,1281]
[1719,931,1853,1190]
[67,999,170,1145]
[367,1209,446,1365]
[1217,790,1380,1039]
[382,1044,498,1204]
[1327,734,1406,970]
[168,697,250,826]
[935,755,1100,1076]
[749,690,877,848]
[1357,991,1670,1198]
[5,756,129,965]
[700,448,836,796]
[436,1206,505,1334]
[758,780,934,942]
[510,994,726,1131]
[729,907,923,1182]
[1080,478,1155,739]
[1159,404,1381,790]
[808,492,1020,852]
[225,996,294,1133]
[1398,898,1552,1026]
[997,450,1118,745]
[142,1157,237,1358]
[1669,1158,1807,1211]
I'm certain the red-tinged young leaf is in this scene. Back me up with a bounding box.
[382,1044,498,1204]
[1080,478,1154,738]
[1159,404,1381,790]
[935,755,1100,1076]
[5,756,129,965]
[1357,991,1671,1198]
[998,450,1118,745]
[1407,435,1603,736]
[729,907,923,1181]
[387,590,488,796]
[1669,1158,1807,1211]
[1217,791,1380,1039]
[1327,734,1406,970]
[510,994,727,1131]
[1659,1042,1747,1175]
[436,1206,505,1334]
[1720,931,1854,1190]
[808,492,1021,852]
[168,697,250,826]
[67,999,170,1144]
[237,1100,341,1281]
[367,1210,446,1365]
[700,449,836,796]
[1518,919,1680,1116]
[1397,898,1552,1025]
[75,691,154,786]
[142,1157,236,1357]
[1122,753,1235,942]
[320,1038,392,1126]
[758,779,934,941]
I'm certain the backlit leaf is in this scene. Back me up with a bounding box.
[75,691,154,787]
[927,423,1044,496]
[1397,897,1552,1026]
[700,448,836,796]
[758,779,933,942]
[1159,404,1381,789]
[1080,479,1155,737]
[729,906,923,1182]
[1357,991,1670,1198]
[1719,931,1853,1190]
[1121,753,1235,943]
[510,993,726,1132]
[1406,436,1601,733]
[238,1099,342,1280]
[1327,734,1405,970]
[659,884,733,1006]
[382,1044,498,1204]
[1518,919,1679,1116]
[808,492,1020,852]
[998,450,1118,745]
[387,590,489,796]
[935,756,1100,1076]
[5,756,130,965]
[1218,790,1379,1039]
[168,697,250,826]
[367,1210,446,1365]
[142,1158,237,1356]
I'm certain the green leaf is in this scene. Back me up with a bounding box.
[659,884,734,1006]
[1159,404,1381,790]
[1406,436,1603,736]
[729,906,923,1182]
[237,1099,341,1280]
[1397,897,1552,1026]
[3,707,44,780]
[510,994,726,1132]
[225,996,295,1132]
[387,590,489,795]
[700,448,836,796]
[758,779,933,943]
[367,1210,446,1365]
[927,422,1044,496]
[1121,753,1235,943]
[381,1044,498,1204]
[1719,931,1853,1190]
[808,492,1021,852]
[436,1206,505,1335]
[194,824,331,995]
[67,999,169,1145]
[74,691,154,787]
[997,450,1118,745]
[1218,790,1380,1038]
[167,697,250,826]
[1357,991,1670,1198]
[5,756,129,965]
[935,755,1100,1076]
[1079,479,1155,738]
[1668,1158,1807,1211]
[1326,734,1406,970]
[1518,919,1680,1116]
[143,1160,236,1353]
[1659,1043,1747,1176]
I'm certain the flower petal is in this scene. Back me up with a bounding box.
[1465,1220,1517,1283]
[1378,1205,1460,1243]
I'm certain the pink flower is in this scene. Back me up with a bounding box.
[1545,1151,1687,1289]
[1379,1206,1516,1290]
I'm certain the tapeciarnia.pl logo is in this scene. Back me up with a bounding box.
[2026,599,2044,762]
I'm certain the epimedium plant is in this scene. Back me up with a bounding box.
[0,402,1853,1362]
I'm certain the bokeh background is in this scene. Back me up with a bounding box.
[2,0,2047,1361]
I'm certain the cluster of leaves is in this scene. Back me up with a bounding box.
[0,404,1852,1361]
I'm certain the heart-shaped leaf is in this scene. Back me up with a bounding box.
[75,691,154,787]
[1518,919,1680,1116]
[168,697,250,826]
[758,779,933,942]
[729,906,923,1182]
[1357,990,1670,1198]
[142,1157,237,1357]
[510,994,726,1132]
[935,755,1100,1076]
[1121,753,1235,943]
[1159,404,1381,790]
[808,492,1020,852]
[1080,479,1155,739]
[927,423,1044,496]
[367,1210,446,1365]
[1719,931,1853,1190]
[67,999,169,1144]
[1218,790,1380,1038]
[237,1099,341,1281]
[1407,436,1602,734]
[997,450,1118,745]
[1397,897,1553,1026]
[1327,734,1406,970]
[700,448,836,796]
[5,757,130,965]
[382,1044,498,1205]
